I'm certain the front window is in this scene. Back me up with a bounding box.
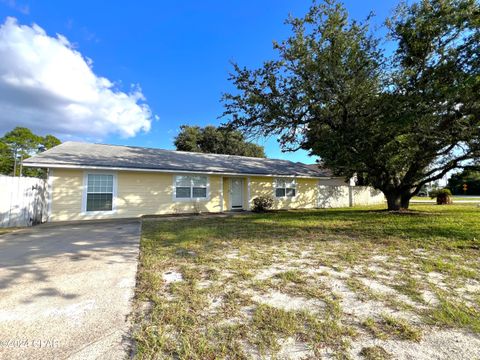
[175,175,208,199]
[86,174,114,211]
[275,178,296,198]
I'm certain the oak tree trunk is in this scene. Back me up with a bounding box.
[401,194,411,210]
[385,191,412,211]
[385,192,402,211]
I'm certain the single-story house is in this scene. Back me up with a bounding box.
[23,142,384,222]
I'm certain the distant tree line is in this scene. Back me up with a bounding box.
[0,127,61,178]
[448,169,480,195]
[174,125,265,158]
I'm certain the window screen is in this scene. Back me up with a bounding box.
[275,178,296,198]
[86,174,114,211]
[175,175,208,199]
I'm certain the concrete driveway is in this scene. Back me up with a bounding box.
[0,220,141,360]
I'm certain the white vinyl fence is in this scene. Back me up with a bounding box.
[351,186,385,206]
[318,185,384,208]
[0,175,48,227]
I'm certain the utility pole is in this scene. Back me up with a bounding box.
[19,153,23,177]
[13,147,17,177]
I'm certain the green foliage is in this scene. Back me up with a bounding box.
[448,170,480,195]
[0,127,61,177]
[40,134,61,151]
[174,125,265,158]
[429,188,452,199]
[251,196,274,212]
[430,188,452,204]
[0,141,13,175]
[223,0,480,210]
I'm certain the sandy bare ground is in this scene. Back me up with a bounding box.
[134,209,480,359]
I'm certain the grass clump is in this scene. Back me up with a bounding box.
[221,289,253,317]
[300,310,355,357]
[252,304,300,354]
[274,270,307,284]
[362,317,390,341]
[250,303,353,358]
[360,345,392,360]
[381,314,422,341]
[363,315,422,342]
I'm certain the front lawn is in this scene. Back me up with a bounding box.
[133,205,480,359]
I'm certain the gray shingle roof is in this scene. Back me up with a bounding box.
[24,142,332,178]
[305,163,334,177]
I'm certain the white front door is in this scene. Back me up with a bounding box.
[230,178,244,210]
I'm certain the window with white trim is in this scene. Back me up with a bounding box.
[275,178,296,198]
[175,175,208,199]
[86,174,114,211]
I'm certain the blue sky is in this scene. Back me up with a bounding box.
[0,0,399,163]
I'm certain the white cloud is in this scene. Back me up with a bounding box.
[0,17,153,138]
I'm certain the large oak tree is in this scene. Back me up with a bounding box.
[223,0,480,210]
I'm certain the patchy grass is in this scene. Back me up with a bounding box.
[251,304,299,354]
[426,291,480,333]
[392,273,424,304]
[133,204,480,359]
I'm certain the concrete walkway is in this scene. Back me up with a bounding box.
[0,220,141,360]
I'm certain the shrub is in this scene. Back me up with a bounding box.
[430,188,452,205]
[252,196,274,212]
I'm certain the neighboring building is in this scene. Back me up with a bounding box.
[23,142,384,222]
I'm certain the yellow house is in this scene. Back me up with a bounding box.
[23,141,351,222]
